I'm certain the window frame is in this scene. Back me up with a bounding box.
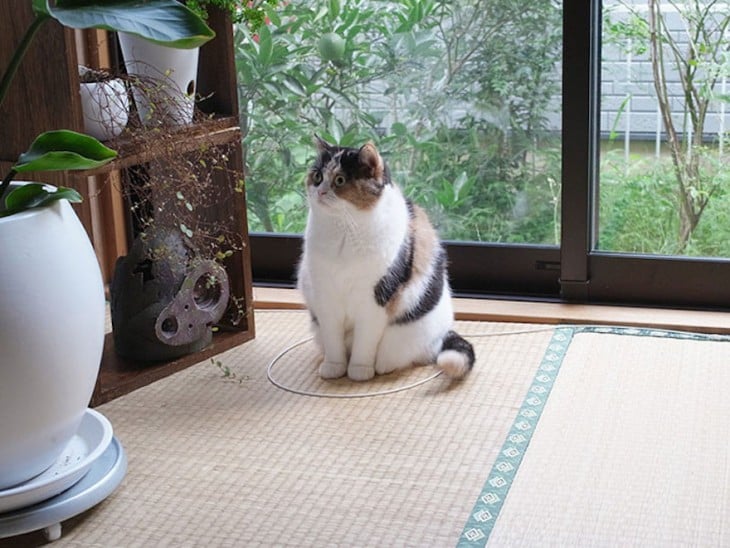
[249,0,730,311]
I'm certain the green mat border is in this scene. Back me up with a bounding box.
[457,325,730,547]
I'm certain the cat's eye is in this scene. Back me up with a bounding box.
[334,175,346,187]
[312,171,323,185]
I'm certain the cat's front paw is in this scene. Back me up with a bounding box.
[348,363,375,381]
[320,360,347,379]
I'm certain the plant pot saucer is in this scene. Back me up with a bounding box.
[0,409,113,514]
[0,433,126,541]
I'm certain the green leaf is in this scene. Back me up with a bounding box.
[327,0,341,21]
[257,26,274,65]
[13,130,117,173]
[31,0,50,16]
[282,76,307,97]
[47,0,214,49]
[266,6,282,28]
[453,171,468,201]
[1,184,82,217]
[608,96,631,141]
[391,122,408,136]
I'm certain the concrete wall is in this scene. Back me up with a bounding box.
[600,0,729,141]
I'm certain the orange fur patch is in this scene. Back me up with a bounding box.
[359,142,384,180]
[385,203,440,318]
[337,178,380,209]
[410,204,439,278]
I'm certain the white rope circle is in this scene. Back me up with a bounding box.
[266,337,444,399]
[265,325,560,399]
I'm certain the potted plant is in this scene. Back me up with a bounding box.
[118,33,203,126]
[0,0,213,491]
[78,66,130,142]
[118,0,276,127]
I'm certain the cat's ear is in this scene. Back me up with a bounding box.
[358,141,384,179]
[314,134,333,153]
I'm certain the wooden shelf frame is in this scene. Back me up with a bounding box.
[92,329,252,405]
[83,117,242,176]
[1,2,255,406]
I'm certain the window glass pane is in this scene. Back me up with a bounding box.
[236,0,562,245]
[600,0,730,257]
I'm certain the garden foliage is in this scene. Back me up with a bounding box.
[602,0,730,256]
[236,0,729,257]
[235,0,562,243]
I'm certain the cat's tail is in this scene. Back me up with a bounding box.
[436,330,475,379]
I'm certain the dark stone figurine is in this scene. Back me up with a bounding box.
[110,228,230,361]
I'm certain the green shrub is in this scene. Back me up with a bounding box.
[236,0,562,243]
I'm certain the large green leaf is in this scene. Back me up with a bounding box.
[14,130,117,173]
[1,184,82,217]
[31,0,50,16]
[46,0,215,49]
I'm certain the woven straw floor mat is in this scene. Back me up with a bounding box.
[4,311,552,547]
[483,330,730,548]
[6,316,729,546]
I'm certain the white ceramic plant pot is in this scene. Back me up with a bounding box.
[0,185,105,490]
[79,77,129,141]
[118,32,199,126]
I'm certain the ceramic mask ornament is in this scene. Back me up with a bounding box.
[110,228,230,361]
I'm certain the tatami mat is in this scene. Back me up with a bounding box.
[5,316,730,546]
[3,311,552,546]
[461,327,730,547]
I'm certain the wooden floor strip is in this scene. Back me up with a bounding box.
[253,286,730,334]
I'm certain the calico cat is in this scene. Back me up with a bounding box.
[297,136,475,381]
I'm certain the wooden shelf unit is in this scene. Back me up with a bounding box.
[83,117,242,176]
[1,2,255,406]
[93,329,250,406]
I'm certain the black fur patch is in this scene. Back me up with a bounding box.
[405,199,415,218]
[394,247,446,324]
[382,162,393,186]
[373,201,417,306]
[441,330,476,370]
[339,148,363,176]
[314,151,332,170]
[374,233,414,306]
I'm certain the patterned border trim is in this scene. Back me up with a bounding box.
[457,325,730,547]
[458,326,575,546]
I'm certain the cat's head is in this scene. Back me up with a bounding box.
[306,135,391,211]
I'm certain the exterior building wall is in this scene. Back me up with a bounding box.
[600,0,729,140]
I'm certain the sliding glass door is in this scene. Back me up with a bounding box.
[587,0,730,307]
[238,0,730,309]
[238,0,563,297]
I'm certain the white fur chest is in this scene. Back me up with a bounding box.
[299,185,409,310]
